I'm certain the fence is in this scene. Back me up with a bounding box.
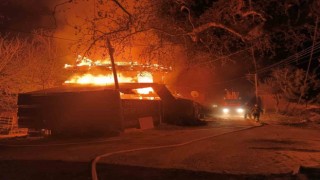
[0,112,27,137]
[0,112,16,134]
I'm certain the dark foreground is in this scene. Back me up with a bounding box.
[1,118,320,180]
[0,160,296,180]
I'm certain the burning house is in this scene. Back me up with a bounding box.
[17,56,204,136]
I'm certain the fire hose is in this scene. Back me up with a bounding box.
[91,124,263,180]
[0,138,121,147]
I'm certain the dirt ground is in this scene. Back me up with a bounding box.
[0,115,320,180]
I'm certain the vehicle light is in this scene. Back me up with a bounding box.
[222,108,229,113]
[237,108,244,113]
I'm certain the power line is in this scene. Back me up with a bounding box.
[298,15,319,104]
[207,42,320,85]
[194,41,320,75]
[258,43,320,72]
[210,75,248,85]
[257,42,320,74]
[195,47,252,66]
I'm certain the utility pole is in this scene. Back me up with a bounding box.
[298,15,318,105]
[254,73,258,103]
[106,38,119,90]
[106,38,123,131]
[251,46,258,103]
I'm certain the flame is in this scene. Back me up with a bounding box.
[76,55,93,67]
[135,87,154,94]
[64,64,73,68]
[63,55,168,100]
[136,71,154,94]
[64,73,134,85]
[137,72,153,83]
[64,55,103,68]
[64,55,172,72]
[94,60,111,66]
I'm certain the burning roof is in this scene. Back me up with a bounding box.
[64,55,172,72]
[61,55,173,100]
[64,55,172,87]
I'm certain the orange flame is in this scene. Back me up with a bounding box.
[64,73,134,85]
[63,56,164,99]
[136,72,154,94]
[64,55,138,69]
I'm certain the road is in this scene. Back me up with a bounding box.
[1,118,320,179]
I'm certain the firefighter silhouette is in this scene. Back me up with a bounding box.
[251,104,263,122]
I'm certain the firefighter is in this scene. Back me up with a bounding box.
[251,104,263,122]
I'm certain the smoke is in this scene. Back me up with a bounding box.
[0,0,54,32]
[47,0,182,70]
[47,0,150,63]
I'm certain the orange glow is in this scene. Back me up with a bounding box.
[135,87,154,94]
[64,55,108,68]
[76,55,93,67]
[64,56,163,98]
[64,55,171,72]
[137,72,153,83]
[136,71,154,94]
[64,73,134,85]
[65,55,139,69]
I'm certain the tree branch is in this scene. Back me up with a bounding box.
[111,0,132,24]
[181,5,195,29]
[188,22,246,42]
[242,10,266,21]
[51,0,73,29]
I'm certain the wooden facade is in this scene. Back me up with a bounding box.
[18,87,122,136]
[17,84,204,136]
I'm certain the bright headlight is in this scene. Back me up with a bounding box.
[222,108,229,113]
[237,108,244,113]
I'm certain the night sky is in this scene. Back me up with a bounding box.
[1,0,319,104]
[0,0,54,33]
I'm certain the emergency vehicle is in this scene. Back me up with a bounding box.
[219,90,245,117]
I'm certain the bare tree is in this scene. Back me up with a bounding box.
[30,30,65,90]
[151,0,320,68]
[52,0,181,67]
[0,31,63,111]
[52,0,320,95]
[268,66,320,108]
[0,35,29,111]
